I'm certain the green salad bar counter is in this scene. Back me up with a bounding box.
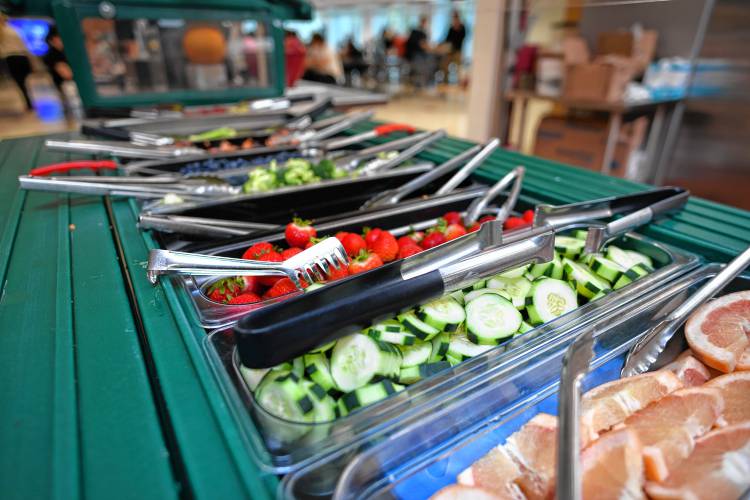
[1,127,749,500]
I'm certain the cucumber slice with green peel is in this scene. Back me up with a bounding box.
[430,332,451,362]
[464,288,512,304]
[589,289,611,301]
[606,245,636,268]
[487,276,532,309]
[398,361,452,385]
[336,380,405,416]
[397,340,432,367]
[447,334,495,360]
[303,353,336,393]
[417,296,466,332]
[589,256,627,283]
[397,311,441,341]
[291,357,305,378]
[529,260,554,278]
[465,294,522,345]
[255,372,314,423]
[305,283,326,292]
[497,265,530,279]
[310,340,335,354]
[302,381,337,423]
[562,258,612,299]
[613,263,653,290]
[366,320,418,345]
[572,229,589,240]
[330,334,402,392]
[555,236,586,258]
[449,290,465,306]
[472,279,487,290]
[515,321,534,336]
[525,278,578,325]
[446,354,462,366]
[625,250,654,268]
[550,254,564,280]
[239,365,270,392]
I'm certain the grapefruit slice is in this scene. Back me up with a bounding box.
[705,371,750,426]
[582,428,645,500]
[685,291,750,373]
[581,371,682,445]
[661,352,712,387]
[504,413,558,500]
[457,445,524,499]
[644,421,750,500]
[737,346,750,371]
[430,484,508,500]
[621,387,724,481]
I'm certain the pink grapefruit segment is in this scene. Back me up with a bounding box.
[457,445,524,499]
[504,413,558,500]
[430,484,509,500]
[582,428,645,500]
[705,371,750,427]
[685,291,750,373]
[661,352,712,387]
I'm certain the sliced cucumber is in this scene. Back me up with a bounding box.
[525,278,578,325]
[563,258,612,299]
[606,245,636,268]
[366,319,417,346]
[429,332,451,362]
[589,289,611,301]
[330,334,402,392]
[336,380,404,417]
[255,372,314,423]
[447,334,495,360]
[239,365,270,392]
[555,236,586,258]
[589,256,627,283]
[397,341,432,367]
[302,381,336,423]
[497,265,530,279]
[291,357,305,378]
[449,290,465,306]
[572,229,589,240]
[310,340,335,354]
[613,263,653,290]
[464,293,522,345]
[464,288,512,304]
[550,254,564,280]
[397,311,440,341]
[303,353,336,393]
[305,283,326,292]
[488,276,532,309]
[446,354,462,366]
[515,320,534,337]
[398,362,452,385]
[417,296,466,332]
[529,260,554,279]
[625,250,654,269]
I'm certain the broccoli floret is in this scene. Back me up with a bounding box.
[243,167,277,192]
[332,166,348,178]
[283,163,319,185]
[312,159,336,179]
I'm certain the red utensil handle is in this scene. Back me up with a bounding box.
[30,160,118,176]
[374,123,416,136]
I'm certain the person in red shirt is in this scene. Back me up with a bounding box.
[284,29,306,87]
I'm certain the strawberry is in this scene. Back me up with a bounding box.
[398,244,422,259]
[504,217,530,231]
[341,233,367,257]
[420,231,447,250]
[206,277,243,303]
[410,231,425,243]
[478,215,496,224]
[256,250,283,286]
[227,292,262,305]
[304,236,327,249]
[443,211,463,225]
[467,222,481,232]
[444,223,467,241]
[364,227,382,248]
[370,231,399,262]
[281,247,303,260]
[335,231,349,241]
[326,264,350,282]
[242,241,274,260]
[348,250,384,274]
[285,218,316,248]
[263,278,299,299]
[397,235,417,248]
[522,209,535,223]
[239,275,260,293]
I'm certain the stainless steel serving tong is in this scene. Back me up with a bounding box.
[146,237,348,290]
[45,139,207,160]
[622,244,750,377]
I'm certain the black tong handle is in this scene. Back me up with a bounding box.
[235,263,444,368]
[81,124,132,141]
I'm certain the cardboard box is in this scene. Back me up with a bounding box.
[596,31,634,57]
[562,36,590,65]
[563,56,635,102]
[596,29,658,73]
[533,115,646,177]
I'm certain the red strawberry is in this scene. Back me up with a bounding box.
[397,235,417,248]
[364,227,382,248]
[227,292,262,305]
[504,217,530,231]
[341,233,367,257]
[263,278,299,299]
[239,275,260,293]
[370,231,399,262]
[326,264,350,282]
[444,223,467,241]
[398,244,422,259]
[421,231,447,249]
[410,231,425,243]
[522,209,535,223]
[285,218,316,248]
[478,215,496,224]
[304,236,327,249]
[242,241,274,260]
[281,247,303,260]
[443,211,463,225]
[206,277,243,303]
[467,222,481,232]
[348,250,384,275]
[256,250,283,286]
[335,231,350,241]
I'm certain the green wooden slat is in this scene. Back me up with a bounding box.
[69,191,177,499]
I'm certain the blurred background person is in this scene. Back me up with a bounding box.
[440,10,466,80]
[42,27,73,101]
[405,15,435,88]
[0,14,34,112]
[303,32,342,84]
[283,29,306,87]
[340,36,367,86]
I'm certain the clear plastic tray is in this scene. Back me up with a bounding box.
[202,231,699,484]
[314,264,747,500]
